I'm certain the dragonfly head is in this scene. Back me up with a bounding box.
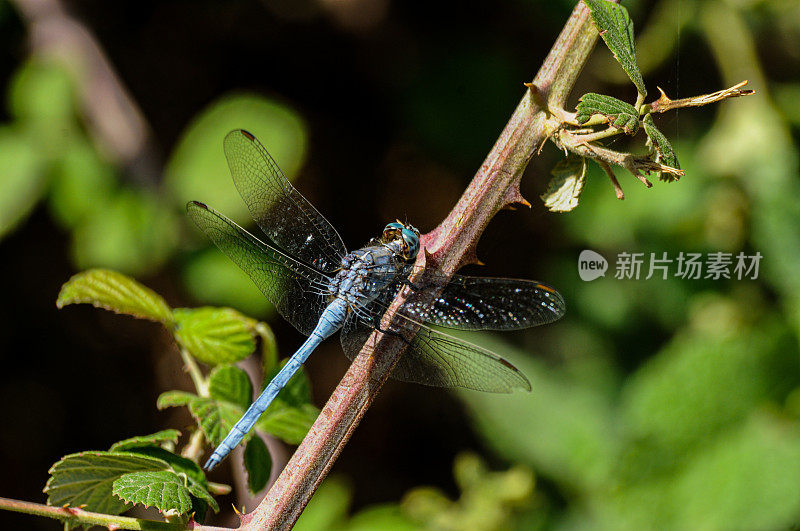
[381,221,420,262]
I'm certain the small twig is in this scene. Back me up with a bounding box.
[179,347,208,397]
[181,429,206,462]
[630,168,654,188]
[598,160,625,200]
[570,125,623,144]
[0,496,222,530]
[553,127,683,187]
[177,344,209,464]
[633,158,683,180]
[643,80,754,114]
[246,2,613,529]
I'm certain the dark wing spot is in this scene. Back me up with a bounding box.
[535,283,556,293]
[189,200,208,209]
[240,129,256,141]
[498,358,518,370]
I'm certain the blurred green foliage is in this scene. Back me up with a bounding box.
[1,0,799,529]
[0,54,307,311]
[165,93,307,221]
[171,94,307,315]
[296,454,534,531]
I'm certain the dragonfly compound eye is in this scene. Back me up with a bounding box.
[401,227,420,261]
[382,222,403,239]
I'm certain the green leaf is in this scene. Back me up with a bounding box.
[209,364,253,410]
[158,389,250,447]
[157,390,198,408]
[56,269,173,325]
[0,127,47,239]
[584,0,646,97]
[244,435,271,494]
[45,451,169,515]
[9,57,76,131]
[48,136,116,230]
[620,322,795,458]
[110,430,181,452]
[670,412,800,530]
[187,476,220,513]
[642,114,681,181]
[401,454,532,530]
[458,333,617,493]
[165,92,307,219]
[575,93,640,134]
[189,395,247,447]
[541,156,587,213]
[112,470,192,515]
[119,446,207,487]
[71,189,181,276]
[173,307,257,365]
[191,498,209,524]
[257,403,319,445]
[347,505,419,531]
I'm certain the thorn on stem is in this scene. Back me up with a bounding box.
[460,247,483,268]
[503,187,532,210]
[524,82,549,112]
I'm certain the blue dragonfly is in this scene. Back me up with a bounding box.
[188,130,566,471]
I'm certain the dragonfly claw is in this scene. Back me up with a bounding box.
[204,455,221,471]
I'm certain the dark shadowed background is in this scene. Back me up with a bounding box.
[1,0,800,528]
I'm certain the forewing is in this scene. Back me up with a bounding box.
[223,129,347,272]
[187,201,331,336]
[379,273,566,331]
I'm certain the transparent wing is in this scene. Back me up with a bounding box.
[187,201,332,336]
[340,312,531,393]
[398,322,531,392]
[223,129,347,272]
[377,271,566,331]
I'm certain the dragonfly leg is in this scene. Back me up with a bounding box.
[401,278,424,291]
[373,322,413,345]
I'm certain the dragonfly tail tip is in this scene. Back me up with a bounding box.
[203,455,220,471]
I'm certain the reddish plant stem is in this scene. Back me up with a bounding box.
[244,2,609,529]
[0,496,229,530]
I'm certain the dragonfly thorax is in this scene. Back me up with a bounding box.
[328,245,407,307]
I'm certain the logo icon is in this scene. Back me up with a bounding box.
[578,250,608,281]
